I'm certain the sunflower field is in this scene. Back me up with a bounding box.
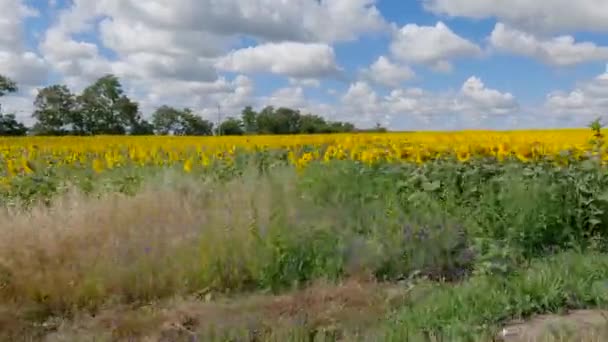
[1,128,607,204]
[0,129,602,176]
[5,128,608,339]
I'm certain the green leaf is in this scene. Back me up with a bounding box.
[589,218,602,227]
[581,159,598,171]
[422,180,441,192]
[597,192,608,203]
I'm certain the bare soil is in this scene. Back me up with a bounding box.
[499,310,608,342]
[1,278,411,341]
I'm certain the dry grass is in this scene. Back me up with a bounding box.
[0,171,291,319]
[37,278,408,341]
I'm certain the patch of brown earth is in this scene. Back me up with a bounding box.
[28,278,410,341]
[499,310,608,342]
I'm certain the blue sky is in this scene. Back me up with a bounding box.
[2,0,608,130]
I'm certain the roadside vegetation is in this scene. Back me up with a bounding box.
[4,74,608,341]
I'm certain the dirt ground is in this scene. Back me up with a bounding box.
[0,278,412,341]
[499,310,608,342]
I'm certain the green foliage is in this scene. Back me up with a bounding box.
[390,251,608,339]
[76,74,146,135]
[0,74,17,97]
[217,116,244,135]
[2,72,361,136]
[0,74,27,136]
[152,105,214,135]
[0,113,27,136]
[31,84,77,135]
[246,105,356,135]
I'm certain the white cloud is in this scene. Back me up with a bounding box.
[39,27,112,91]
[423,0,608,34]
[262,87,308,109]
[22,0,385,123]
[0,0,49,121]
[135,75,256,121]
[545,68,608,124]
[360,56,415,87]
[0,52,47,87]
[490,23,608,66]
[457,76,518,116]
[96,0,387,44]
[216,42,341,79]
[98,17,230,58]
[390,21,481,72]
[288,78,321,88]
[0,0,38,50]
[112,53,218,82]
[340,76,518,129]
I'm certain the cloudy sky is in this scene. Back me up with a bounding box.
[2,0,608,130]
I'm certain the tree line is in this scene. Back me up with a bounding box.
[0,74,382,136]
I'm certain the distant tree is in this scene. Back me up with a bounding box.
[77,74,145,135]
[0,113,27,136]
[218,117,244,135]
[274,107,302,134]
[241,106,258,134]
[299,114,328,134]
[0,75,26,136]
[0,75,17,98]
[356,122,387,133]
[151,105,181,135]
[152,106,213,135]
[256,106,276,134]
[180,109,214,135]
[30,85,76,135]
[255,106,303,134]
[327,121,355,133]
[130,119,155,135]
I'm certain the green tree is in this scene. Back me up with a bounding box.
[0,74,27,136]
[152,106,213,136]
[255,106,302,134]
[218,117,244,135]
[255,106,274,134]
[77,74,144,135]
[0,75,17,98]
[0,113,27,136]
[241,106,258,134]
[130,119,155,135]
[180,109,214,135]
[31,85,76,135]
[299,114,328,134]
[151,105,181,135]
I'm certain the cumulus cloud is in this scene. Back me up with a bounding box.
[390,21,481,72]
[423,0,608,34]
[0,0,49,121]
[360,56,415,87]
[216,42,341,79]
[27,0,385,120]
[262,87,308,109]
[52,0,387,45]
[490,23,608,66]
[288,78,321,88]
[133,75,256,121]
[457,76,518,116]
[545,67,608,124]
[94,0,387,44]
[340,76,518,129]
[0,0,38,50]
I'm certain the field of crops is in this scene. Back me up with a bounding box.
[0,129,602,178]
[4,128,608,340]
